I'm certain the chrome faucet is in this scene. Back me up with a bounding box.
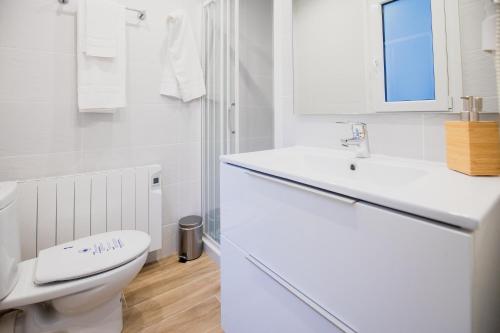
[338,122,370,158]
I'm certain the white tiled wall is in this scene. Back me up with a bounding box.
[274,0,500,161]
[461,0,498,112]
[0,0,204,258]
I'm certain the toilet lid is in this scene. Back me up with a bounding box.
[34,230,151,285]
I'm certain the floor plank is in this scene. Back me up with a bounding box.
[141,297,221,333]
[123,254,221,333]
[125,256,217,307]
[205,324,224,333]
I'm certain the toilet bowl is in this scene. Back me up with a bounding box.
[0,182,151,333]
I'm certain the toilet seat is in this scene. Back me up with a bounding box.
[35,230,150,284]
[0,230,150,311]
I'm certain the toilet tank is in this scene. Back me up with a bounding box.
[0,182,20,300]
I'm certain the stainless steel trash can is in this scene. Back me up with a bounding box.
[178,215,203,262]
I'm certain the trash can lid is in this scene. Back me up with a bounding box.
[179,215,203,228]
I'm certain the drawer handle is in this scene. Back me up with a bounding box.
[245,255,357,333]
[244,171,356,205]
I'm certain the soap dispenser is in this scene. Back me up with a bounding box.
[460,96,473,121]
[471,97,483,121]
[445,96,500,176]
[460,96,483,121]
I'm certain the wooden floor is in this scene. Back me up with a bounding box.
[123,254,222,333]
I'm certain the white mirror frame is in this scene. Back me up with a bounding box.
[369,0,460,112]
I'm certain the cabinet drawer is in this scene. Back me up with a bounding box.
[221,236,344,333]
[221,163,473,333]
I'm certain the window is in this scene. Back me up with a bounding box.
[383,0,435,102]
[370,0,450,112]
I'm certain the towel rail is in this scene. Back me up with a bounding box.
[57,0,146,21]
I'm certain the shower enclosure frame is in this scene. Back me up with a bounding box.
[201,0,240,245]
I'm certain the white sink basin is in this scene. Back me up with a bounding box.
[301,153,427,188]
[221,146,500,230]
[258,147,428,188]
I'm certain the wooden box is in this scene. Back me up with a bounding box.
[445,121,500,176]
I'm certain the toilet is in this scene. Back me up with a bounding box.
[0,182,151,333]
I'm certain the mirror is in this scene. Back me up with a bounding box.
[293,0,499,115]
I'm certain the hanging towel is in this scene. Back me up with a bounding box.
[77,0,127,112]
[83,0,120,58]
[160,10,206,102]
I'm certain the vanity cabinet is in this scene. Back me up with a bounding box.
[220,163,475,333]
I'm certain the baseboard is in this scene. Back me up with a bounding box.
[203,236,220,267]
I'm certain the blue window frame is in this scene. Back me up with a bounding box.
[382,0,436,102]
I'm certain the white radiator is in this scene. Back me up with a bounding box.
[16,165,162,260]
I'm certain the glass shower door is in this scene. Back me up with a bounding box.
[202,0,237,244]
[202,0,274,244]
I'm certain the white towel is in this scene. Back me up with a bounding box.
[77,0,126,112]
[83,0,120,58]
[160,10,206,102]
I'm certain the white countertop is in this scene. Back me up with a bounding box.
[221,146,500,231]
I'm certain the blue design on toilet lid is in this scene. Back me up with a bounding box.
[34,230,151,285]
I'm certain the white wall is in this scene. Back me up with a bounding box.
[0,0,204,257]
[461,0,498,112]
[274,0,500,162]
